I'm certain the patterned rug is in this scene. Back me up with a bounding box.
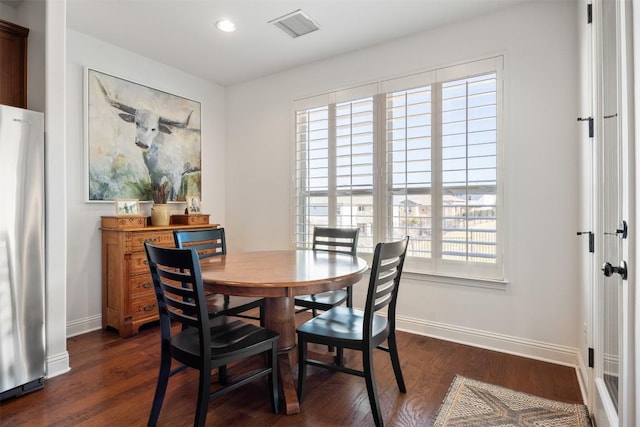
[432,375,591,426]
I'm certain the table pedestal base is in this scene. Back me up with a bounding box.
[264,296,300,414]
[278,351,299,414]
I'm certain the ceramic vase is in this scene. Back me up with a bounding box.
[151,203,171,226]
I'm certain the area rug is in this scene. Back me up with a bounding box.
[432,375,591,426]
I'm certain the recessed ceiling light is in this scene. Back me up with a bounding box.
[216,19,236,33]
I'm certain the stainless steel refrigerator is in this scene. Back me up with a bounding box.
[0,104,46,401]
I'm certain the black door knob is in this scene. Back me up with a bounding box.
[602,262,613,277]
[601,261,628,280]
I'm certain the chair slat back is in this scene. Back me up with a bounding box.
[312,227,359,255]
[364,237,409,332]
[174,228,227,259]
[145,243,210,338]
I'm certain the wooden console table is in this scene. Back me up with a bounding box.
[100,216,217,337]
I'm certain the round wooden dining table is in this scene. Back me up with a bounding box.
[199,249,368,415]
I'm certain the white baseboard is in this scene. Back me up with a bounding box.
[396,315,580,368]
[44,314,102,380]
[66,314,103,338]
[64,313,583,382]
[46,350,70,379]
[575,349,591,406]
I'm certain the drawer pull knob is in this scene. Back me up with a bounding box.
[141,304,156,312]
[143,282,153,289]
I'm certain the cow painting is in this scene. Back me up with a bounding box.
[87,69,201,201]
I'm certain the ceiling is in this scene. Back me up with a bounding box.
[66,0,531,87]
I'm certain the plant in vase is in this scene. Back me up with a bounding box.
[150,182,171,226]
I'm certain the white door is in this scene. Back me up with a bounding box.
[592,1,634,426]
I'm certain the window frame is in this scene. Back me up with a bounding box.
[293,57,506,284]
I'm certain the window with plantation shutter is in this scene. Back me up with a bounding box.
[440,74,497,264]
[295,106,329,248]
[295,97,375,253]
[295,57,503,282]
[335,98,375,253]
[385,86,433,259]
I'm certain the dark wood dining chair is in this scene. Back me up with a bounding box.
[144,243,279,427]
[174,228,264,325]
[296,236,409,427]
[295,227,360,317]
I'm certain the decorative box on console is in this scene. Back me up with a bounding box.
[101,215,147,229]
[171,214,210,225]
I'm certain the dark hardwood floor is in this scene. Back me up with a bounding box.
[0,317,584,427]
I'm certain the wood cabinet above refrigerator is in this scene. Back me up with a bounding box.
[0,19,29,109]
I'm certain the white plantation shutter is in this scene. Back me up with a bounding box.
[335,98,375,253]
[294,56,503,281]
[295,106,329,247]
[440,73,498,263]
[385,86,433,259]
[295,97,375,252]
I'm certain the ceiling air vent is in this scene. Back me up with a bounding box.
[269,9,319,38]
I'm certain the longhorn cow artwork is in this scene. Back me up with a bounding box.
[86,69,201,202]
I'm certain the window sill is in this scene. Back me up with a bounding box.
[357,251,507,290]
[401,271,509,290]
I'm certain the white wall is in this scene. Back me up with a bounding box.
[0,1,17,21]
[45,0,69,379]
[65,30,226,335]
[226,2,581,365]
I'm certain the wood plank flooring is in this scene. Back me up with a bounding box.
[0,320,585,426]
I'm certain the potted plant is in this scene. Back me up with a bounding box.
[150,181,170,226]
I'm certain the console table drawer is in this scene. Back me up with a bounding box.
[129,252,151,275]
[130,273,155,298]
[130,296,158,321]
[127,231,175,253]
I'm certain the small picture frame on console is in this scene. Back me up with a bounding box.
[186,196,201,215]
[115,199,141,216]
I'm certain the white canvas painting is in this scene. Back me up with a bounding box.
[86,68,201,201]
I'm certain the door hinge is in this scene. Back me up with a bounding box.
[588,347,594,368]
[577,231,594,253]
[577,117,594,138]
[587,4,592,24]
